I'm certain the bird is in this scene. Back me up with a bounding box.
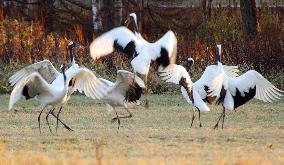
[9,41,82,132]
[97,70,145,129]
[89,20,177,108]
[207,45,284,129]
[159,45,239,127]
[9,58,108,133]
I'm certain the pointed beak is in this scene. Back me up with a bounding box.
[124,17,130,26]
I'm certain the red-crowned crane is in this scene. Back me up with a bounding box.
[9,42,110,133]
[208,45,284,129]
[90,16,177,108]
[9,62,108,133]
[98,70,145,129]
[160,45,239,127]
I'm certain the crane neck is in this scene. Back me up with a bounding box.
[179,77,193,102]
[68,47,73,64]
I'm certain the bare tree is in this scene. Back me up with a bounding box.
[240,0,257,38]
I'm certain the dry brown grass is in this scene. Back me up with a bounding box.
[0,94,283,165]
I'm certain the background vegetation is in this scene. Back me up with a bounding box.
[0,1,283,94]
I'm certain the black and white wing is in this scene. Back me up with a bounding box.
[227,70,283,107]
[152,30,177,67]
[66,67,110,99]
[90,26,144,60]
[90,26,177,76]
[9,72,52,110]
[9,60,60,86]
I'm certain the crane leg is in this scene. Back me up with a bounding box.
[214,113,222,129]
[111,108,133,130]
[113,111,121,130]
[56,106,63,132]
[214,107,225,129]
[190,108,195,128]
[144,74,149,109]
[45,108,55,133]
[51,106,73,132]
[198,108,202,127]
[38,106,46,134]
[221,107,226,129]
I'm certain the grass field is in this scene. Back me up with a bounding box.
[0,94,283,165]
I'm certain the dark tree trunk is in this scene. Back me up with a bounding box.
[0,0,3,20]
[101,0,114,31]
[240,0,257,38]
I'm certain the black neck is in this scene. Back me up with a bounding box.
[68,48,73,63]
[130,17,139,34]
[62,68,67,84]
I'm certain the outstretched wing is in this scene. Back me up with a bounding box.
[223,65,239,77]
[152,30,177,67]
[9,60,60,86]
[228,70,283,103]
[159,64,192,86]
[67,67,110,99]
[90,26,144,60]
[9,72,51,110]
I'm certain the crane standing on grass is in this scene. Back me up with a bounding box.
[208,46,284,129]
[9,42,109,133]
[160,45,239,127]
[97,70,145,129]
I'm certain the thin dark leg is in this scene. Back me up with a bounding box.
[38,106,46,134]
[214,110,224,129]
[112,108,132,130]
[50,107,73,132]
[45,108,55,133]
[111,111,121,130]
[50,112,73,131]
[56,106,63,132]
[221,107,226,129]
[144,74,149,109]
[190,109,195,128]
[198,109,202,127]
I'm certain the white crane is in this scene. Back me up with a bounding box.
[9,54,108,133]
[9,41,82,132]
[208,45,284,129]
[160,45,239,127]
[9,63,108,133]
[90,19,177,108]
[97,70,145,129]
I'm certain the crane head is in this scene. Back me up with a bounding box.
[187,58,194,68]
[60,63,67,73]
[125,13,138,34]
